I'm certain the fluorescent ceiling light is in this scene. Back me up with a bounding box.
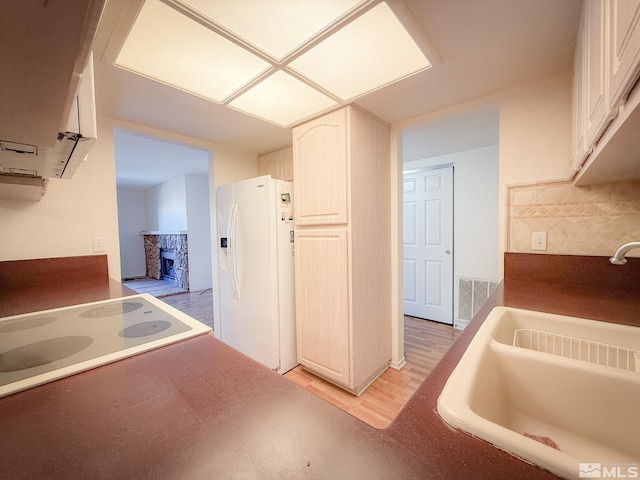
[289,2,431,101]
[116,0,270,103]
[115,0,433,127]
[228,71,338,127]
[178,0,368,61]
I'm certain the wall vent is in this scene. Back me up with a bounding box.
[457,277,498,324]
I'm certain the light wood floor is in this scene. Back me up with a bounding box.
[157,288,215,330]
[149,288,460,429]
[285,316,461,429]
[123,277,188,297]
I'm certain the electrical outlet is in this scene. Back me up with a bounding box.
[531,232,547,251]
[92,236,106,253]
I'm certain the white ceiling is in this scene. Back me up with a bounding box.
[95,0,581,185]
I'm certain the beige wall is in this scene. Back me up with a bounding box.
[0,121,121,278]
[499,74,640,259]
[0,115,259,281]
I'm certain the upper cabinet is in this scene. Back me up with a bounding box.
[573,0,640,184]
[584,0,616,150]
[292,109,349,226]
[609,0,640,108]
[258,146,293,182]
[0,1,105,148]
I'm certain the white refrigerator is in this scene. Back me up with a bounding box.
[216,175,297,374]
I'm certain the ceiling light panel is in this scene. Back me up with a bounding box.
[289,2,431,101]
[228,71,338,127]
[177,0,369,61]
[116,0,270,103]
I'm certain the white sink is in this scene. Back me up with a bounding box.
[437,307,640,479]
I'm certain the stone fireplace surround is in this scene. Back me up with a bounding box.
[142,233,189,290]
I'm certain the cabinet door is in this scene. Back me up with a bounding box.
[281,147,294,182]
[258,152,283,180]
[584,0,613,148]
[573,16,590,171]
[609,0,640,108]
[294,229,350,386]
[293,108,348,226]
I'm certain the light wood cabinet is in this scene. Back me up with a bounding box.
[293,108,348,226]
[258,146,293,181]
[292,105,391,395]
[294,229,350,385]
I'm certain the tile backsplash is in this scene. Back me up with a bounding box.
[507,179,640,257]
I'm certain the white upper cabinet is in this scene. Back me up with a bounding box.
[609,0,640,108]
[573,0,640,183]
[584,0,615,149]
[573,13,589,170]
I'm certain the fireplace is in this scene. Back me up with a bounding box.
[142,233,189,290]
[160,250,176,281]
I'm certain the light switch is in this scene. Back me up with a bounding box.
[531,232,547,251]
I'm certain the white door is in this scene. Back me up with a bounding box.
[403,166,454,324]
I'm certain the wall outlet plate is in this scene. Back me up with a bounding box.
[531,232,547,251]
[92,236,106,253]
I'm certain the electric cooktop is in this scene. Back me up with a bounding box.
[0,294,212,398]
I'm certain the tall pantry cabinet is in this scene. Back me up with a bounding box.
[292,105,391,395]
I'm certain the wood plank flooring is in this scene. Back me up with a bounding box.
[157,288,215,330]
[284,316,461,429]
[123,277,187,297]
[145,285,460,430]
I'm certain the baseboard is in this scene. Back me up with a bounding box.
[389,356,406,370]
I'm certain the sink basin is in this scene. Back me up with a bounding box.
[437,307,640,479]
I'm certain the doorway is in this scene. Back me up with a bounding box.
[113,129,212,293]
[400,104,500,332]
[403,165,454,325]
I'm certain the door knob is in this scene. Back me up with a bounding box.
[445,250,451,254]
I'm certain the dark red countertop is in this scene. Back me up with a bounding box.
[0,255,134,316]
[1,253,639,479]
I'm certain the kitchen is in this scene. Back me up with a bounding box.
[1,0,640,479]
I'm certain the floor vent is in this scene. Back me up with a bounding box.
[458,277,499,323]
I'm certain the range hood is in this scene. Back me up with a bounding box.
[0,0,105,201]
[0,57,98,181]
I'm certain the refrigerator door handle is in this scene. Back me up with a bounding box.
[229,203,242,299]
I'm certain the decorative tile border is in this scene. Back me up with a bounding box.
[507,179,640,256]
